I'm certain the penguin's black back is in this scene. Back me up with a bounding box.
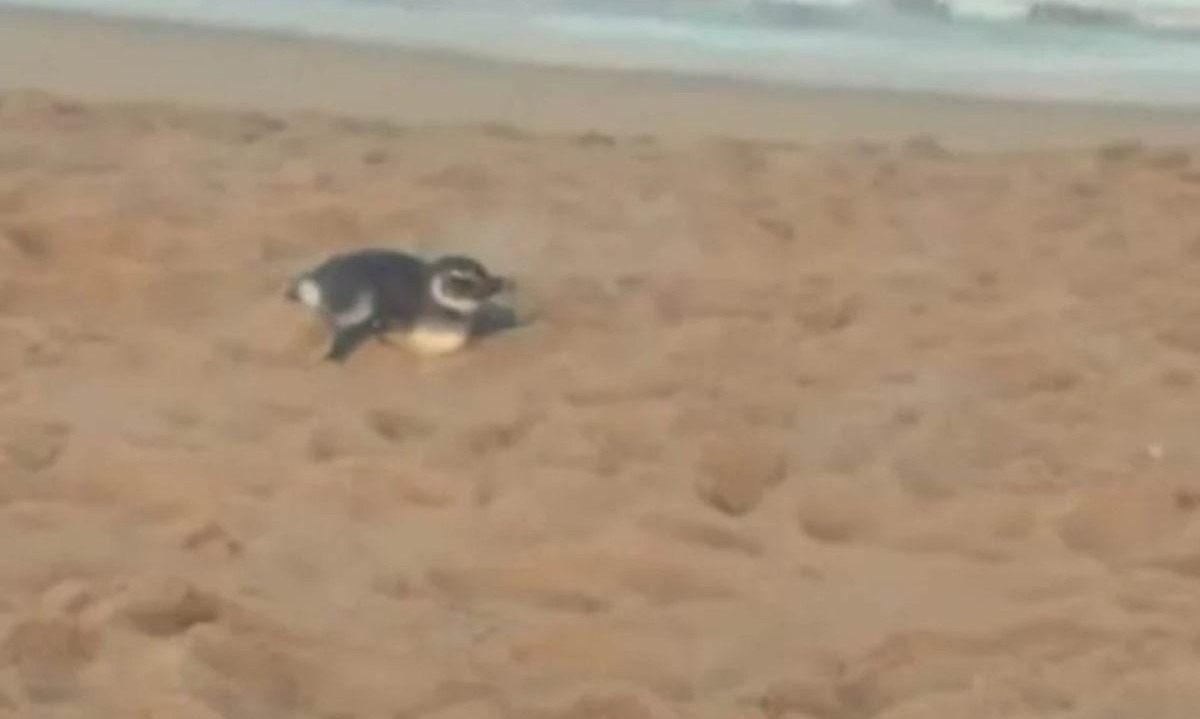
[308,249,431,326]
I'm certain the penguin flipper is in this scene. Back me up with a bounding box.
[325,323,377,363]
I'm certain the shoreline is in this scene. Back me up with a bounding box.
[3,4,1200,150]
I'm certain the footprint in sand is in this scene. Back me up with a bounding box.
[1057,481,1199,564]
[1,420,70,473]
[694,437,787,517]
[638,512,764,557]
[0,223,53,267]
[0,617,97,704]
[364,408,433,445]
[181,625,312,719]
[111,576,223,638]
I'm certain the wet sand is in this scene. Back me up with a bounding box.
[3,7,1200,719]
[5,5,1200,150]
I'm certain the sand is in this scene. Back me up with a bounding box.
[3,7,1200,719]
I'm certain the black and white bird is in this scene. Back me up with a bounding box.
[285,248,514,362]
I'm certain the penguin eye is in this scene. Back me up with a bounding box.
[444,274,479,295]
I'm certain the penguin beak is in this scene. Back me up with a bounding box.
[284,282,299,302]
[491,275,515,297]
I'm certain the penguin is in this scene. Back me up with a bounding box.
[285,247,513,363]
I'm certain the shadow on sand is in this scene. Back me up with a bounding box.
[471,301,523,340]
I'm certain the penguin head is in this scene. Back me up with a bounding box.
[428,255,511,315]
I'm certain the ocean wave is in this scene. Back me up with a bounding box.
[348,0,1200,34]
[751,0,1200,35]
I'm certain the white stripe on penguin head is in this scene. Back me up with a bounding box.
[430,274,482,315]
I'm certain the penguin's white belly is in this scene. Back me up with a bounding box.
[405,321,470,356]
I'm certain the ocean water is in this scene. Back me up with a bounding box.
[5,0,1200,107]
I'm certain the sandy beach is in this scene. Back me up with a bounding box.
[3,5,1200,719]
